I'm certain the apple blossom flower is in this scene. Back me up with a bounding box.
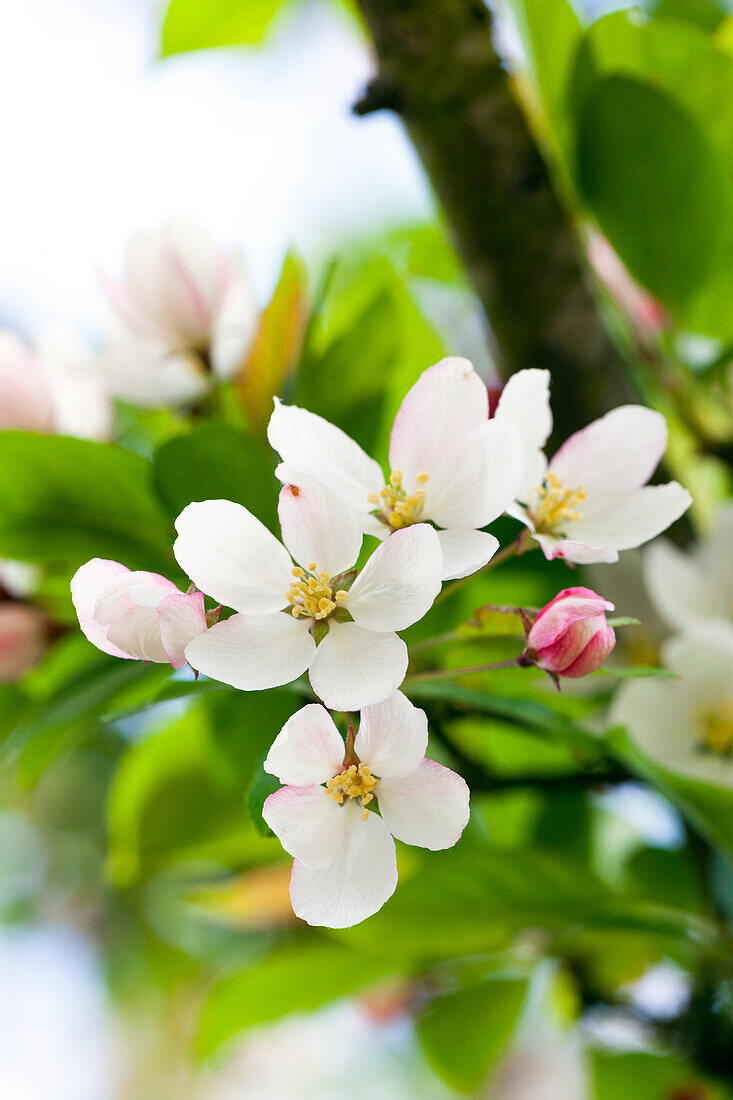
[174,479,443,710]
[101,217,256,407]
[0,329,110,439]
[0,602,50,681]
[262,692,470,927]
[71,558,208,667]
[493,369,691,564]
[644,500,733,634]
[523,586,616,679]
[612,625,733,788]
[267,357,526,581]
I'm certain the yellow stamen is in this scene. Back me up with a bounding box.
[698,702,733,756]
[531,472,586,535]
[286,565,341,622]
[325,763,379,820]
[372,469,429,532]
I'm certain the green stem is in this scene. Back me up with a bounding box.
[406,657,522,682]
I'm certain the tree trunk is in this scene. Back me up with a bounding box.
[353,0,637,442]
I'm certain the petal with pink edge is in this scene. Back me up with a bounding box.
[308,622,407,711]
[184,612,315,691]
[174,500,294,615]
[265,704,345,786]
[158,591,208,669]
[389,358,488,485]
[106,606,170,663]
[278,479,362,578]
[347,524,442,632]
[549,406,668,495]
[262,785,346,869]
[268,399,383,515]
[70,558,135,659]
[377,759,470,850]
[289,801,397,927]
[355,691,428,779]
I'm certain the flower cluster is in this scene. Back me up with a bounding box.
[71,358,690,925]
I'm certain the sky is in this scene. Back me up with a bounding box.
[0,0,432,340]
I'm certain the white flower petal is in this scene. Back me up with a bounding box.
[378,759,470,849]
[268,399,383,515]
[548,538,619,565]
[571,483,691,553]
[262,785,346,868]
[106,606,170,663]
[347,524,442,632]
[355,690,428,778]
[289,801,397,927]
[174,500,294,614]
[644,540,714,632]
[265,704,345,786]
[210,247,257,378]
[388,358,488,486]
[663,626,733,687]
[70,558,137,659]
[308,622,408,711]
[184,612,315,690]
[278,479,362,578]
[550,406,669,494]
[157,591,208,669]
[436,529,500,581]
[101,325,208,408]
[494,368,552,450]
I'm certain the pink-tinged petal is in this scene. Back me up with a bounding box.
[106,607,170,663]
[377,759,470,850]
[174,500,294,615]
[560,625,615,678]
[265,704,345,786]
[157,591,207,669]
[93,573,178,625]
[0,331,54,432]
[424,417,526,530]
[528,587,614,651]
[289,801,397,927]
[550,406,669,494]
[268,399,383,515]
[435,529,499,582]
[347,524,442,632]
[535,615,604,671]
[355,690,428,779]
[184,612,315,690]
[494,368,552,454]
[308,623,407,711]
[571,483,691,553]
[210,247,257,378]
[278,479,362,578]
[70,558,135,659]
[544,538,619,565]
[389,358,488,484]
[262,785,346,869]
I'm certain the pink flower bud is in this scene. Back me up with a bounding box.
[0,602,49,681]
[525,586,615,679]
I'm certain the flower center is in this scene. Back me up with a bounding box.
[286,565,348,621]
[697,702,733,757]
[325,763,379,820]
[531,472,586,535]
[368,468,429,531]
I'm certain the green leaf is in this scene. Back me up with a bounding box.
[161,0,292,57]
[599,666,677,679]
[591,1049,729,1099]
[238,251,308,437]
[648,0,728,33]
[418,977,528,1093]
[198,942,403,1055]
[153,423,278,532]
[0,433,174,574]
[576,74,733,313]
[247,758,280,836]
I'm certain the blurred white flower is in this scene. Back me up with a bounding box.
[268,357,526,581]
[486,1030,586,1100]
[644,500,733,633]
[612,625,733,787]
[0,329,110,439]
[493,369,691,564]
[102,217,256,407]
[263,693,469,927]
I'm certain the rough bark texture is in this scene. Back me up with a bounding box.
[353,0,636,442]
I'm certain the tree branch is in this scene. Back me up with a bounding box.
[352,0,637,441]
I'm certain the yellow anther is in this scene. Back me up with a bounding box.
[389,469,403,487]
[372,468,428,531]
[698,702,733,756]
[367,493,379,504]
[531,473,586,535]
[326,763,379,819]
[308,562,318,572]
[292,567,305,578]
[416,471,430,484]
[335,590,348,601]
[286,564,343,623]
